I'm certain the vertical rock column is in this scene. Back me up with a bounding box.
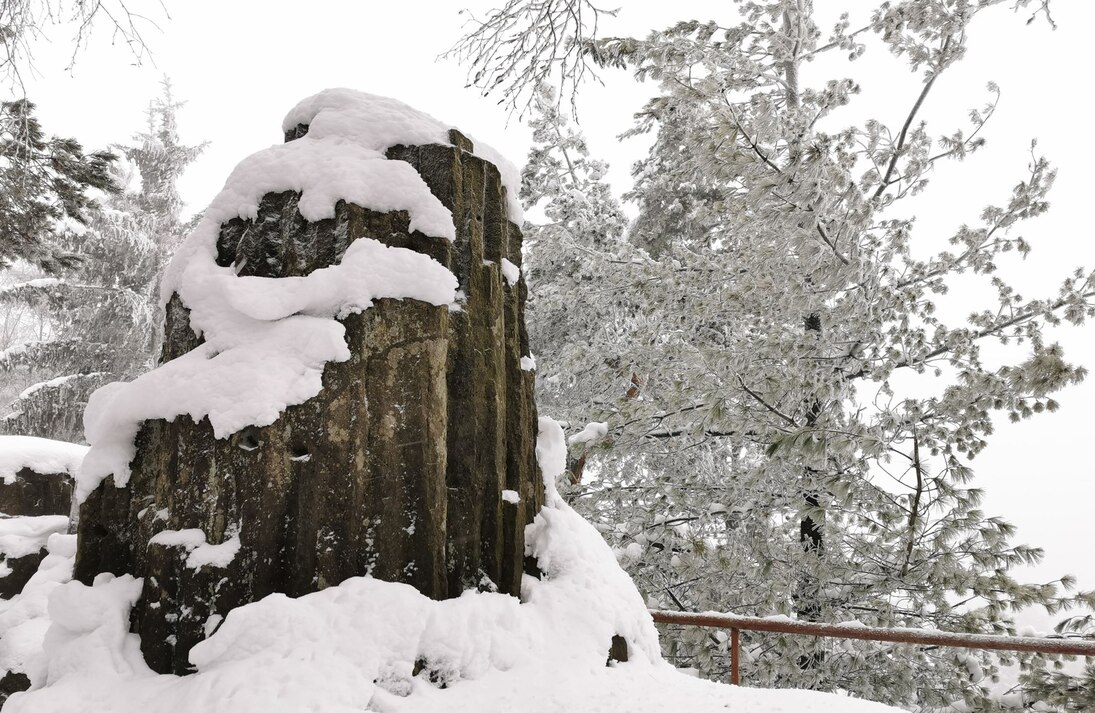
[387,131,541,596]
[74,127,542,675]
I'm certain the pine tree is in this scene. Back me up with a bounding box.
[471,1,1095,709]
[522,84,633,466]
[1020,614,1095,710]
[0,81,204,441]
[122,79,205,239]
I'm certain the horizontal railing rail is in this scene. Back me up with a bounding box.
[650,609,1095,686]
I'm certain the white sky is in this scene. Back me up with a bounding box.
[14,0,1095,628]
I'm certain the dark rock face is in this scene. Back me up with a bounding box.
[0,467,73,518]
[0,670,31,706]
[0,467,73,598]
[0,548,47,599]
[74,129,543,675]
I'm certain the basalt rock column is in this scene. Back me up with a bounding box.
[387,134,541,596]
[74,107,543,674]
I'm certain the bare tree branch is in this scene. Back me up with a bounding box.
[0,0,166,90]
[442,0,615,117]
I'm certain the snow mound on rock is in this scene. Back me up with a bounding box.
[0,437,87,485]
[282,89,523,222]
[0,517,70,561]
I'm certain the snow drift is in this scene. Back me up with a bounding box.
[2,418,899,712]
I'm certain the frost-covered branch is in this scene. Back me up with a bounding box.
[0,0,164,87]
[871,35,949,201]
[443,0,615,116]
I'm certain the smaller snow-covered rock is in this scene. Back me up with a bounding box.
[0,533,75,700]
[0,438,84,583]
[0,436,86,487]
[0,517,70,599]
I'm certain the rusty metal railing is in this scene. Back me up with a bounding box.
[650,609,1095,686]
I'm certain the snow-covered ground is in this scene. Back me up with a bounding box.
[0,418,902,713]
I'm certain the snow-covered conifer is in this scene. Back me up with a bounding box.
[0,81,204,441]
[478,1,1095,708]
[0,99,116,272]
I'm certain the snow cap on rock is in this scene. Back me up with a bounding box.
[0,436,87,485]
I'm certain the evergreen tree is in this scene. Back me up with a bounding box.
[0,98,116,271]
[522,84,632,460]
[1020,613,1095,710]
[122,79,205,238]
[0,81,204,441]
[474,1,1095,709]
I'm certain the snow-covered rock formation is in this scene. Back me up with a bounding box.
[73,89,541,674]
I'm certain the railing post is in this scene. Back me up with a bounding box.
[731,627,740,685]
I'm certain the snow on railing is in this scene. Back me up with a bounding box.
[649,609,1095,686]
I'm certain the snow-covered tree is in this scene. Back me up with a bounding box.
[522,84,632,467]
[0,98,116,272]
[1019,614,1095,710]
[121,79,205,234]
[473,1,1095,709]
[0,81,204,441]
